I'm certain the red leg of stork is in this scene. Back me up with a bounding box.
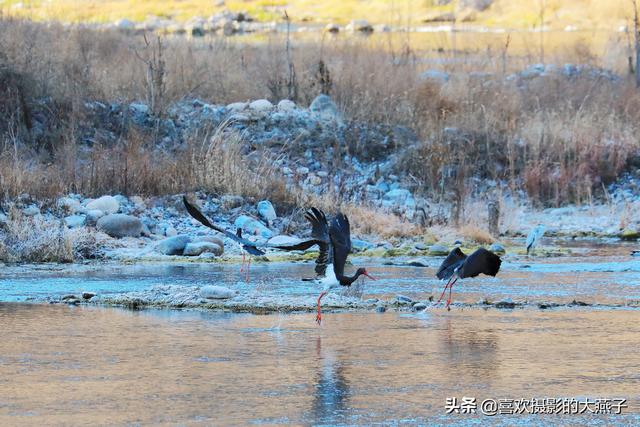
[445,278,458,310]
[240,253,246,276]
[437,276,454,304]
[316,291,327,325]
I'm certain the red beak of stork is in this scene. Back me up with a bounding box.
[363,270,376,280]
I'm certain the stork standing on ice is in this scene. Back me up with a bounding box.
[270,208,376,324]
[435,247,502,310]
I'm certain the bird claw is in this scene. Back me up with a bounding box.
[315,313,322,325]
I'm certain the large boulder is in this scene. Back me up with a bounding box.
[309,94,342,122]
[183,241,223,257]
[156,235,192,255]
[234,215,273,239]
[257,200,277,224]
[193,236,225,252]
[86,195,120,215]
[249,99,273,112]
[97,214,143,238]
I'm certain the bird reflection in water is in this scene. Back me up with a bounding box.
[309,336,351,424]
[440,317,499,382]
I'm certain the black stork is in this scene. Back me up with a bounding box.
[183,196,265,281]
[271,208,376,324]
[435,247,502,310]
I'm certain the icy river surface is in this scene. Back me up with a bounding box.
[1,242,639,425]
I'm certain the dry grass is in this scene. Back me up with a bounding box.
[342,204,421,239]
[0,209,73,262]
[458,225,495,245]
[0,208,108,262]
[0,17,638,227]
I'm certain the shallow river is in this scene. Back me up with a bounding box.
[1,242,639,425]
[1,304,639,425]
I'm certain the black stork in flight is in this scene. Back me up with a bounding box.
[435,247,502,310]
[183,196,265,281]
[271,207,376,324]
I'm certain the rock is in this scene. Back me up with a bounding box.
[193,236,225,253]
[221,195,244,209]
[376,305,386,313]
[61,294,77,300]
[296,166,309,175]
[234,215,273,239]
[277,99,296,111]
[200,285,237,299]
[620,229,639,240]
[415,242,428,250]
[226,102,247,112]
[130,196,146,211]
[82,292,96,300]
[156,235,192,255]
[325,23,340,33]
[115,18,135,30]
[405,258,429,267]
[183,242,223,256]
[97,214,143,238]
[346,19,373,33]
[495,298,516,309]
[489,242,506,255]
[306,174,322,186]
[57,197,82,214]
[351,239,375,252]
[309,94,342,122]
[257,200,277,224]
[65,215,86,228]
[418,70,450,83]
[86,195,120,215]
[429,244,449,256]
[267,235,302,246]
[22,205,40,216]
[413,302,428,311]
[396,295,413,304]
[0,213,7,227]
[458,0,493,12]
[163,224,178,237]
[249,99,273,112]
[383,188,413,205]
[85,209,105,226]
[632,251,640,257]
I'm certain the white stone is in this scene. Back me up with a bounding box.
[249,99,273,112]
[277,99,296,111]
[86,195,120,215]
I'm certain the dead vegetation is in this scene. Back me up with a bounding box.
[0,17,638,228]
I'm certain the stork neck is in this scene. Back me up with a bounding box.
[337,272,361,286]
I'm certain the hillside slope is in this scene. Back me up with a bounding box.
[1,0,633,30]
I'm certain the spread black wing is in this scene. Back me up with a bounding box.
[183,196,265,255]
[436,247,467,280]
[329,213,351,279]
[459,248,501,279]
[269,207,331,276]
